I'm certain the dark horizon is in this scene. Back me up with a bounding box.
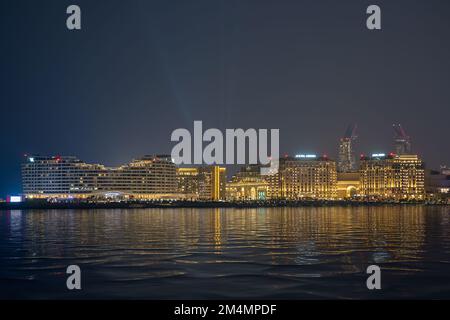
[1,0,450,197]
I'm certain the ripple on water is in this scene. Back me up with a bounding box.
[0,206,449,299]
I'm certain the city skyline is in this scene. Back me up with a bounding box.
[2,0,450,197]
[17,138,431,202]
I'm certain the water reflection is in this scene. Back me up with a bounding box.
[0,206,449,299]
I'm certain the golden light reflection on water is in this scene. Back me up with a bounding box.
[5,206,445,265]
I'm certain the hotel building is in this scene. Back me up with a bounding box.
[267,155,337,200]
[359,153,425,200]
[21,155,179,199]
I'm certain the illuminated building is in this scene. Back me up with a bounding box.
[21,155,179,199]
[266,170,282,199]
[176,167,200,200]
[359,153,425,200]
[338,124,358,172]
[393,124,412,155]
[226,165,269,200]
[176,166,226,201]
[198,166,226,201]
[267,155,337,200]
[337,172,360,199]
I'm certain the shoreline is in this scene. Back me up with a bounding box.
[0,200,448,210]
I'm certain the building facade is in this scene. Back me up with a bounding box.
[359,153,425,200]
[226,165,268,201]
[176,166,227,201]
[267,155,337,200]
[337,172,360,199]
[22,155,179,199]
[425,168,450,201]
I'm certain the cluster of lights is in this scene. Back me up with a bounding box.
[371,153,386,158]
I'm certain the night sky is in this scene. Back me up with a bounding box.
[1,0,450,197]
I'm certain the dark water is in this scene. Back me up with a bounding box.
[0,206,449,299]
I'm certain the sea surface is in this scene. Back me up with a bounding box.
[0,206,449,299]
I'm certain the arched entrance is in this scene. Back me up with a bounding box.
[346,186,357,198]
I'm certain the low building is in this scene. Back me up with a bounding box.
[198,166,227,201]
[226,165,268,200]
[176,167,200,200]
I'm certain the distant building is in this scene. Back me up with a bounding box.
[176,167,200,200]
[393,124,412,155]
[226,165,268,201]
[425,168,450,199]
[337,172,360,199]
[21,155,179,199]
[176,166,227,201]
[198,166,227,201]
[338,124,358,173]
[440,166,450,176]
[359,153,425,200]
[267,155,337,200]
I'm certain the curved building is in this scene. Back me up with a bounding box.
[21,155,179,199]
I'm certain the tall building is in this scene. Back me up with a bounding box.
[226,165,269,200]
[21,155,179,199]
[393,124,412,155]
[359,153,424,200]
[267,155,337,200]
[338,124,358,172]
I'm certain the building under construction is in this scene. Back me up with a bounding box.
[338,124,358,173]
[393,124,412,155]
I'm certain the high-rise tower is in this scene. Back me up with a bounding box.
[338,124,358,172]
[393,124,411,155]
